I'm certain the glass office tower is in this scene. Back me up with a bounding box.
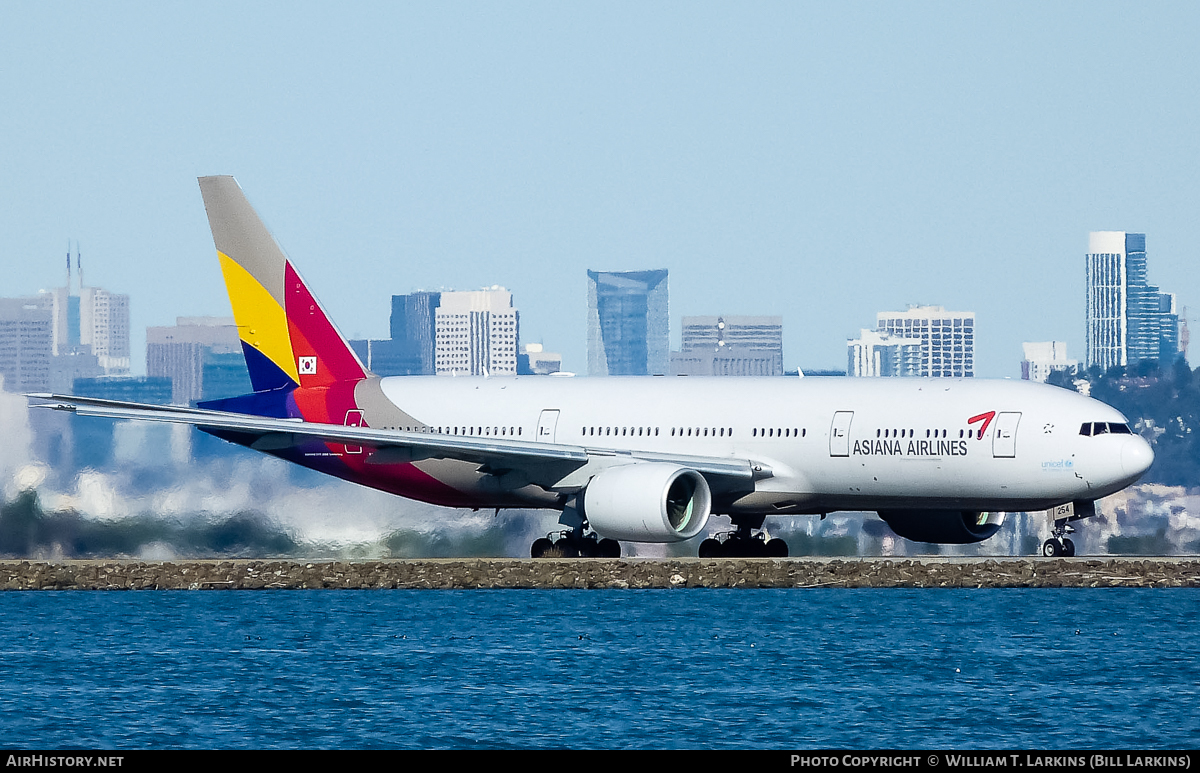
[586,270,669,376]
[1086,232,1180,371]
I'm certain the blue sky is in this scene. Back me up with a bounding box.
[2,2,1197,376]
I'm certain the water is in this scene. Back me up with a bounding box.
[1,589,1197,749]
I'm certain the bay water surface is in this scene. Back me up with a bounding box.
[1,588,1197,749]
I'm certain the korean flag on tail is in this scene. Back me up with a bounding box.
[298,356,317,375]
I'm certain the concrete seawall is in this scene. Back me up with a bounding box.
[2,558,1199,590]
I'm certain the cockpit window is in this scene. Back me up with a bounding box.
[1080,422,1133,436]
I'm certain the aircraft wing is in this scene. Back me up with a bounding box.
[27,394,761,493]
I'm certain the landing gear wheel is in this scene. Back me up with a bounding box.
[553,538,579,558]
[531,538,554,558]
[596,538,621,558]
[1044,514,1083,558]
[766,539,789,558]
[729,536,756,557]
[698,538,722,558]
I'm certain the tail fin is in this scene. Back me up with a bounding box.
[198,176,368,393]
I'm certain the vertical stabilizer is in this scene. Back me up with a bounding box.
[198,176,368,393]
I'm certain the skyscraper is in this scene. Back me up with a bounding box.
[680,315,783,352]
[586,269,669,376]
[875,306,975,377]
[434,287,519,376]
[79,287,130,374]
[350,291,442,376]
[518,343,562,375]
[847,329,922,377]
[37,284,130,375]
[1085,232,1181,371]
[1020,341,1077,383]
[672,315,783,376]
[147,317,248,405]
[0,298,52,392]
[389,291,440,374]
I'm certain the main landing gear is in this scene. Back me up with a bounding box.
[698,515,789,558]
[530,500,621,558]
[531,532,621,558]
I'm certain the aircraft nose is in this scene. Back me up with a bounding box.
[1121,436,1154,479]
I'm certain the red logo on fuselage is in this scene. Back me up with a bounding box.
[967,411,996,440]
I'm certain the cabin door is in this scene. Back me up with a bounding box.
[829,411,854,457]
[992,412,1021,458]
[343,409,364,454]
[536,409,560,443]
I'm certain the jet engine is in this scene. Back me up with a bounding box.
[877,510,1006,544]
[580,463,712,542]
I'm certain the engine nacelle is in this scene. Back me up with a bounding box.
[877,510,1005,545]
[580,463,711,542]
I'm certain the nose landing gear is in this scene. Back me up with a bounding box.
[1041,501,1094,557]
[1041,524,1076,557]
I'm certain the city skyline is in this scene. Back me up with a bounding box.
[1,239,1191,396]
[2,5,1198,378]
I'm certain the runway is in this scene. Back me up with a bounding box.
[2,557,1198,589]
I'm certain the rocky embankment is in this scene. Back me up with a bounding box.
[1,558,1198,590]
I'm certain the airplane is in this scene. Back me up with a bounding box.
[30,176,1155,559]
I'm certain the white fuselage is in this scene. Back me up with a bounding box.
[371,375,1153,515]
